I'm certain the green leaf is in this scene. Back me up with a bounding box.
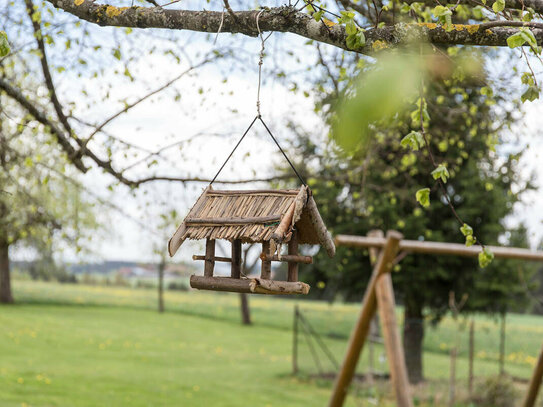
[522,8,534,21]
[521,85,540,102]
[333,53,423,151]
[345,20,357,36]
[492,0,505,12]
[507,31,526,48]
[465,235,477,247]
[0,31,10,57]
[355,30,366,47]
[400,131,425,150]
[521,72,534,85]
[340,11,355,20]
[346,30,366,50]
[472,6,484,19]
[460,223,473,236]
[478,247,494,268]
[520,28,537,47]
[313,9,325,22]
[433,6,453,30]
[431,164,450,183]
[433,5,452,16]
[416,188,431,208]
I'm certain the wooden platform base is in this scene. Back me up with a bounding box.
[190,275,310,295]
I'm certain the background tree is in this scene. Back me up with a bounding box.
[279,48,535,382]
[0,111,99,303]
[0,0,541,196]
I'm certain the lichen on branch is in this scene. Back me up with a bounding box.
[45,0,543,53]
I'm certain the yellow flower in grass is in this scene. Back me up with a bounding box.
[525,356,536,366]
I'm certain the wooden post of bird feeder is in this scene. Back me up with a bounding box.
[288,230,299,282]
[204,238,215,277]
[231,239,241,279]
[261,241,272,279]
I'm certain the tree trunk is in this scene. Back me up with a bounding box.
[403,302,424,383]
[158,259,165,313]
[240,293,251,325]
[0,239,13,304]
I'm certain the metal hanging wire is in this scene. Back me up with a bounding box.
[209,10,306,187]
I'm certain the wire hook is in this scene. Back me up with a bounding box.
[214,7,226,45]
[255,10,272,117]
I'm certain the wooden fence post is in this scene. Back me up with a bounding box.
[328,230,403,407]
[468,319,474,397]
[522,342,543,407]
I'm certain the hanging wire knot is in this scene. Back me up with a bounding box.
[214,7,226,45]
[255,9,272,118]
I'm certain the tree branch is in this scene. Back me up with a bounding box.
[25,0,78,143]
[402,0,543,14]
[0,77,87,172]
[45,1,543,52]
[0,77,302,188]
[131,174,296,186]
[83,57,213,147]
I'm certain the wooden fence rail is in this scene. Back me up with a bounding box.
[330,231,543,407]
[335,235,543,261]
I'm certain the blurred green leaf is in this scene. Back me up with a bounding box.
[0,31,10,57]
[416,188,431,208]
[478,247,494,268]
[431,164,450,183]
[401,131,425,150]
[492,0,505,12]
[333,53,423,152]
[521,85,539,102]
[460,223,473,237]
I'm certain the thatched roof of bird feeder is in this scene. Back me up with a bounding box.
[168,185,335,258]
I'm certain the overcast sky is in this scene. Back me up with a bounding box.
[31,26,543,264]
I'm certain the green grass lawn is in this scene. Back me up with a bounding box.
[1,280,542,406]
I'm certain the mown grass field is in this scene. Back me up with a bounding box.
[1,280,542,406]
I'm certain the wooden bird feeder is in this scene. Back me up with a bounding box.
[168,185,335,295]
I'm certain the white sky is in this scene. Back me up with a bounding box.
[73,46,321,263]
[21,23,541,264]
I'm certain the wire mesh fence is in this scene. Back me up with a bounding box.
[293,305,543,404]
